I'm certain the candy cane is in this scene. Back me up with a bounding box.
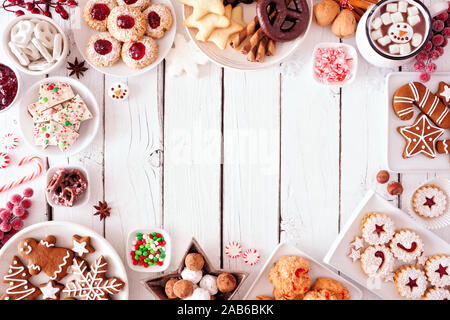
[0,156,44,193]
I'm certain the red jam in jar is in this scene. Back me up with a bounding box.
[90,3,110,21]
[0,64,18,111]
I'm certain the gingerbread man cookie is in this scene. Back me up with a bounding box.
[72,235,95,258]
[18,235,74,281]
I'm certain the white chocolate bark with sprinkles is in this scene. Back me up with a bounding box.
[33,121,61,148]
[53,94,93,126]
[37,82,75,112]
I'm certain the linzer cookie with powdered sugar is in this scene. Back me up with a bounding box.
[389,229,424,263]
[361,212,395,245]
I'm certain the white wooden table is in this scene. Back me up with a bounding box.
[0,0,449,300]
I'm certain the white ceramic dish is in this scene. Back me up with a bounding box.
[45,166,90,209]
[73,0,176,77]
[0,61,21,114]
[2,15,69,76]
[0,221,129,300]
[126,228,171,273]
[183,0,313,71]
[311,42,358,87]
[18,76,100,157]
[386,72,450,173]
[324,190,450,300]
[405,178,450,230]
[243,243,363,300]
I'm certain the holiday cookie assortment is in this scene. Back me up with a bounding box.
[83,0,173,69]
[182,0,310,63]
[254,255,350,300]
[27,81,93,152]
[347,212,450,300]
[0,234,125,300]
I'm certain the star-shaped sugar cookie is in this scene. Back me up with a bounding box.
[208,5,244,50]
[184,10,230,42]
[180,0,225,20]
[71,234,95,258]
[397,114,444,159]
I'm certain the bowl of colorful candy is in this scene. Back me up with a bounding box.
[312,42,358,87]
[127,228,171,273]
[0,62,21,114]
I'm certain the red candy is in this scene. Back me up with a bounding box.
[314,46,353,84]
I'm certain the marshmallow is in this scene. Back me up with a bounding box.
[10,20,35,46]
[411,33,423,47]
[371,29,383,41]
[391,12,404,23]
[407,6,419,16]
[386,3,398,12]
[407,14,421,27]
[34,21,57,49]
[398,1,408,12]
[389,44,400,54]
[378,35,392,46]
[28,59,54,71]
[371,17,382,30]
[381,12,393,25]
[199,275,218,295]
[399,43,411,55]
[52,33,63,60]
[184,288,210,300]
[31,38,53,63]
[8,41,30,66]
[181,268,203,284]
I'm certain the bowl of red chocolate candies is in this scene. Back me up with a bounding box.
[127,229,171,272]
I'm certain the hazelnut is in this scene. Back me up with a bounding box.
[164,278,178,299]
[387,182,403,196]
[376,170,390,184]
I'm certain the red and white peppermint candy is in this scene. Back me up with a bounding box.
[0,153,10,169]
[225,241,242,258]
[243,249,260,266]
[0,133,19,151]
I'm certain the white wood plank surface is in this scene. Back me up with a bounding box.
[0,0,449,301]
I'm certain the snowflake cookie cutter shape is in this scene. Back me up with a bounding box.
[63,256,125,300]
[142,238,248,300]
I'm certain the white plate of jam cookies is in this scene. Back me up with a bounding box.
[181,0,313,71]
[324,190,450,300]
[74,0,176,77]
[243,243,362,300]
[0,221,128,300]
[386,72,450,173]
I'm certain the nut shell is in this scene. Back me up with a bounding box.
[376,170,390,184]
[388,182,403,196]
[331,9,356,39]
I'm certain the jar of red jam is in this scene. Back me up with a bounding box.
[0,63,20,112]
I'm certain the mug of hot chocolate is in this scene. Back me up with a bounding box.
[355,0,448,68]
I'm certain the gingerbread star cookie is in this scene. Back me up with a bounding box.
[397,114,444,159]
[437,81,450,106]
[184,10,230,42]
[71,234,95,258]
[180,0,225,20]
[39,280,64,300]
[208,5,244,49]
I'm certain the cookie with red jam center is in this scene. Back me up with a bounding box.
[121,36,158,69]
[143,3,173,39]
[86,32,122,67]
[83,0,118,31]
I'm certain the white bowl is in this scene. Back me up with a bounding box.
[0,61,21,114]
[73,0,176,77]
[2,14,69,76]
[183,0,313,71]
[18,76,100,157]
[126,228,171,273]
[311,42,358,87]
[45,165,90,209]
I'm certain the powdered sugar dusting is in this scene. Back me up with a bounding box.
[412,186,447,218]
[395,267,427,299]
[361,213,395,245]
[360,245,395,278]
[390,229,424,262]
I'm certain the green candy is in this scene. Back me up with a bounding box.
[153,236,157,240]
[135,250,142,255]
[145,244,151,249]
[150,249,155,255]
[151,232,156,236]
[160,253,166,258]
[136,233,143,240]
[139,244,144,249]
[153,257,157,262]
[143,251,148,256]
[149,239,154,244]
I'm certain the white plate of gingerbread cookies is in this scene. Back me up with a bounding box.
[387,72,450,173]
[324,190,450,300]
[243,242,362,300]
[73,0,176,77]
[0,221,128,300]
[182,0,313,71]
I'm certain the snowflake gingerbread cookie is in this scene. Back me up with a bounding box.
[1,256,41,300]
[63,256,125,300]
[18,235,74,281]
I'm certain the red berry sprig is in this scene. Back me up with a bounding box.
[1,0,77,19]
[413,4,450,82]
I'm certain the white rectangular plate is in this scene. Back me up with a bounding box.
[324,190,450,300]
[387,72,450,172]
[243,243,362,300]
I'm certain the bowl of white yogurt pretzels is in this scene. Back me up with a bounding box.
[2,14,68,76]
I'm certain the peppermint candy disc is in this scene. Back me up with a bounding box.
[0,153,10,169]
[0,133,19,151]
[243,248,260,266]
[225,241,242,259]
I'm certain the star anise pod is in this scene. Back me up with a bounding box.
[94,201,111,221]
[67,57,88,79]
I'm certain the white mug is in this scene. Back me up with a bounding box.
[356,0,448,68]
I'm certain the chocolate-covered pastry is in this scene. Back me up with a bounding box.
[256,0,310,42]
[47,168,88,207]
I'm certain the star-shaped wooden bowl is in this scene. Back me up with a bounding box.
[141,238,248,300]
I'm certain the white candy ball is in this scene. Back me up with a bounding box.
[184,288,210,300]
[199,274,218,295]
[181,268,203,284]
